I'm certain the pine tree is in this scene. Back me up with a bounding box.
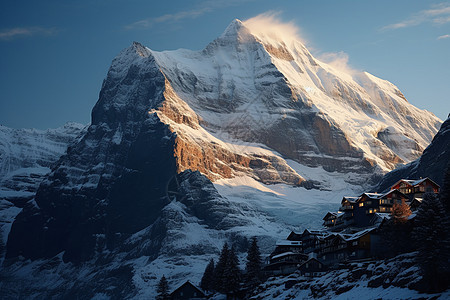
[391,199,412,224]
[223,246,241,296]
[200,258,215,292]
[214,243,229,293]
[156,275,170,300]
[244,237,263,292]
[412,193,450,292]
[440,162,450,213]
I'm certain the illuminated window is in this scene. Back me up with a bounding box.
[359,203,364,207]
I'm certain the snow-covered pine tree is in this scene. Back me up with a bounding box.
[412,193,450,292]
[156,275,170,300]
[224,246,241,297]
[214,243,229,293]
[200,258,215,292]
[244,237,263,291]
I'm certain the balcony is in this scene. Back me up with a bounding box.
[339,205,353,211]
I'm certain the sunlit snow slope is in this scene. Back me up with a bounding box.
[151,19,440,184]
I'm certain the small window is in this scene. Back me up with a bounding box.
[359,203,364,207]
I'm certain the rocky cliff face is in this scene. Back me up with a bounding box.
[377,116,450,192]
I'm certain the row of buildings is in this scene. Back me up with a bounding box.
[264,178,440,276]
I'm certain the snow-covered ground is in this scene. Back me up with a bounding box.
[215,159,365,230]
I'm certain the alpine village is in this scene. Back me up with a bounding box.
[156,173,450,299]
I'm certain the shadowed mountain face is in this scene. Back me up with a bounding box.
[377,117,450,192]
[6,50,178,262]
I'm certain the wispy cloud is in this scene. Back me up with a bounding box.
[125,0,253,30]
[0,26,59,41]
[437,34,450,39]
[243,11,306,44]
[382,2,450,30]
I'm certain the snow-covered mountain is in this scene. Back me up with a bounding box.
[0,19,443,298]
[0,122,85,263]
[151,19,440,179]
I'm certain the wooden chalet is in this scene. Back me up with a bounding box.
[338,196,359,227]
[264,251,308,275]
[264,234,308,275]
[323,212,344,228]
[352,190,408,227]
[298,257,326,277]
[317,228,376,265]
[170,281,206,300]
[390,178,440,200]
[300,229,327,254]
[264,178,441,276]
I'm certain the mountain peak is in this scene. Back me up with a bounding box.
[131,41,150,58]
[220,19,244,38]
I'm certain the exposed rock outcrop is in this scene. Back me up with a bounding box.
[377,117,450,192]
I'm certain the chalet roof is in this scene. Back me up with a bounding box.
[341,196,359,204]
[410,197,423,203]
[170,280,205,297]
[323,211,344,220]
[338,227,376,242]
[299,257,325,268]
[409,213,417,220]
[287,231,302,241]
[381,189,408,199]
[302,229,327,236]
[390,177,440,189]
[271,251,299,260]
[374,213,391,220]
[316,232,335,241]
[360,192,384,200]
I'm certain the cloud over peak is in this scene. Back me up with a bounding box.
[382,2,450,30]
[243,12,305,45]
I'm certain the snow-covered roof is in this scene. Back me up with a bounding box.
[342,196,359,203]
[323,211,344,220]
[271,251,296,260]
[391,178,439,189]
[361,192,384,200]
[276,240,302,246]
[338,228,376,242]
[170,280,205,296]
[374,213,391,220]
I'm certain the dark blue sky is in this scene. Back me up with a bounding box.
[1,0,449,129]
